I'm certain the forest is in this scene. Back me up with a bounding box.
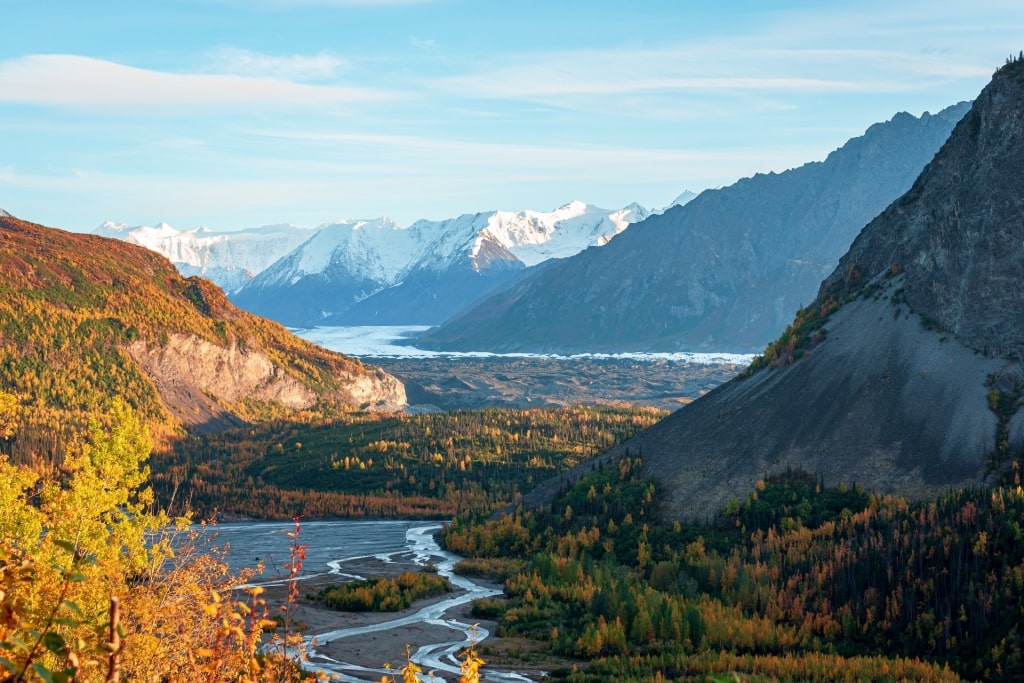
[311,571,452,612]
[149,405,665,519]
[5,375,1024,681]
[441,456,1024,681]
[0,393,496,682]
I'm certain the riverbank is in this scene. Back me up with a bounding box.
[262,554,496,675]
[255,534,564,682]
[214,519,571,681]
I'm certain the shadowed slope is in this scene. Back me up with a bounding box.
[420,102,969,354]
[520,60,1024,520]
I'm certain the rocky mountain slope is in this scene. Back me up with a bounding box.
[0,215,405,437]
[524,59,1024,521]
[419,102,971,354]
[231,202,649,327]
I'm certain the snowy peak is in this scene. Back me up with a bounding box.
[93,220,131,237]
[93,221,315,293]
[290,216,412,284]
[227,199,649,328]
[0,208,14,218]
[481,201,650,266]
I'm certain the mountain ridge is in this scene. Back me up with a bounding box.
[93,221,315,294]
[519,59,1024,521]
[419,102,971,354]
[229,201,649,327]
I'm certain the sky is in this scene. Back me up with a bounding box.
[1,0,1021,233]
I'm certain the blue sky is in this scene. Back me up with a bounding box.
[1,0,1021,232]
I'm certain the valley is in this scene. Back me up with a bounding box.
[291,325,750,412]
[2,40,1024,683]
[371,355,741,412]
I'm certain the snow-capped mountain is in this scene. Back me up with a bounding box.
[471,200,650,267]
[251,217,412,289]
[231,201,646,327]
[92,222,314,294]
[97,201,648,328]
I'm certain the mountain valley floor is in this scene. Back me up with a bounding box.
[368,355,744,412]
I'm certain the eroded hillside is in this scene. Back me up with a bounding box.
[0,215,404,451]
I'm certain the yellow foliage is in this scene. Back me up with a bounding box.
[0,400,324,682]
[0,390,18,440]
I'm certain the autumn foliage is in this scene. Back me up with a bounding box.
[150,406,664,520]
[443,459,1024,681]
[0,396,320,682]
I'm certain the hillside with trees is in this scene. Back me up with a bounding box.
[0,214,404,460]
[443,455,1024,681]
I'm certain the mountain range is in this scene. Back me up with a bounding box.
[419,102,971,354]
[521,57,1024,520]
[98,99,968,352]
[97,201,655,328]
[0,214,405,442]
[93,221,316,295]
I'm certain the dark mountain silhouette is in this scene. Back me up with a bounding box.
[419,102,970,354]
[523,59,1024,521]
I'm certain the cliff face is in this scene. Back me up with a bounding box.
[128,335,406,432]
[825,64,1024,360]
[525,61,1024,520]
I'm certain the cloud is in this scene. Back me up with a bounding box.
[436,44,992,108]
[409,36,437,50]
[0,54,395,110]
[204,47,349,81]
[430,1,1005,111]
[245,128,810,183]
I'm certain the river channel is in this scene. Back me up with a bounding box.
[205,519,533,682]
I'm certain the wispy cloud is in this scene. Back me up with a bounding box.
[431,0,1003,113]
[409,36,437,50]
[203,47,349,81]
[0,55,396,110]
[245,128,812,183]
[436,44,992,109]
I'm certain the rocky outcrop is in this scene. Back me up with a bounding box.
[825,66,1024,360]
[129,334,406,432]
